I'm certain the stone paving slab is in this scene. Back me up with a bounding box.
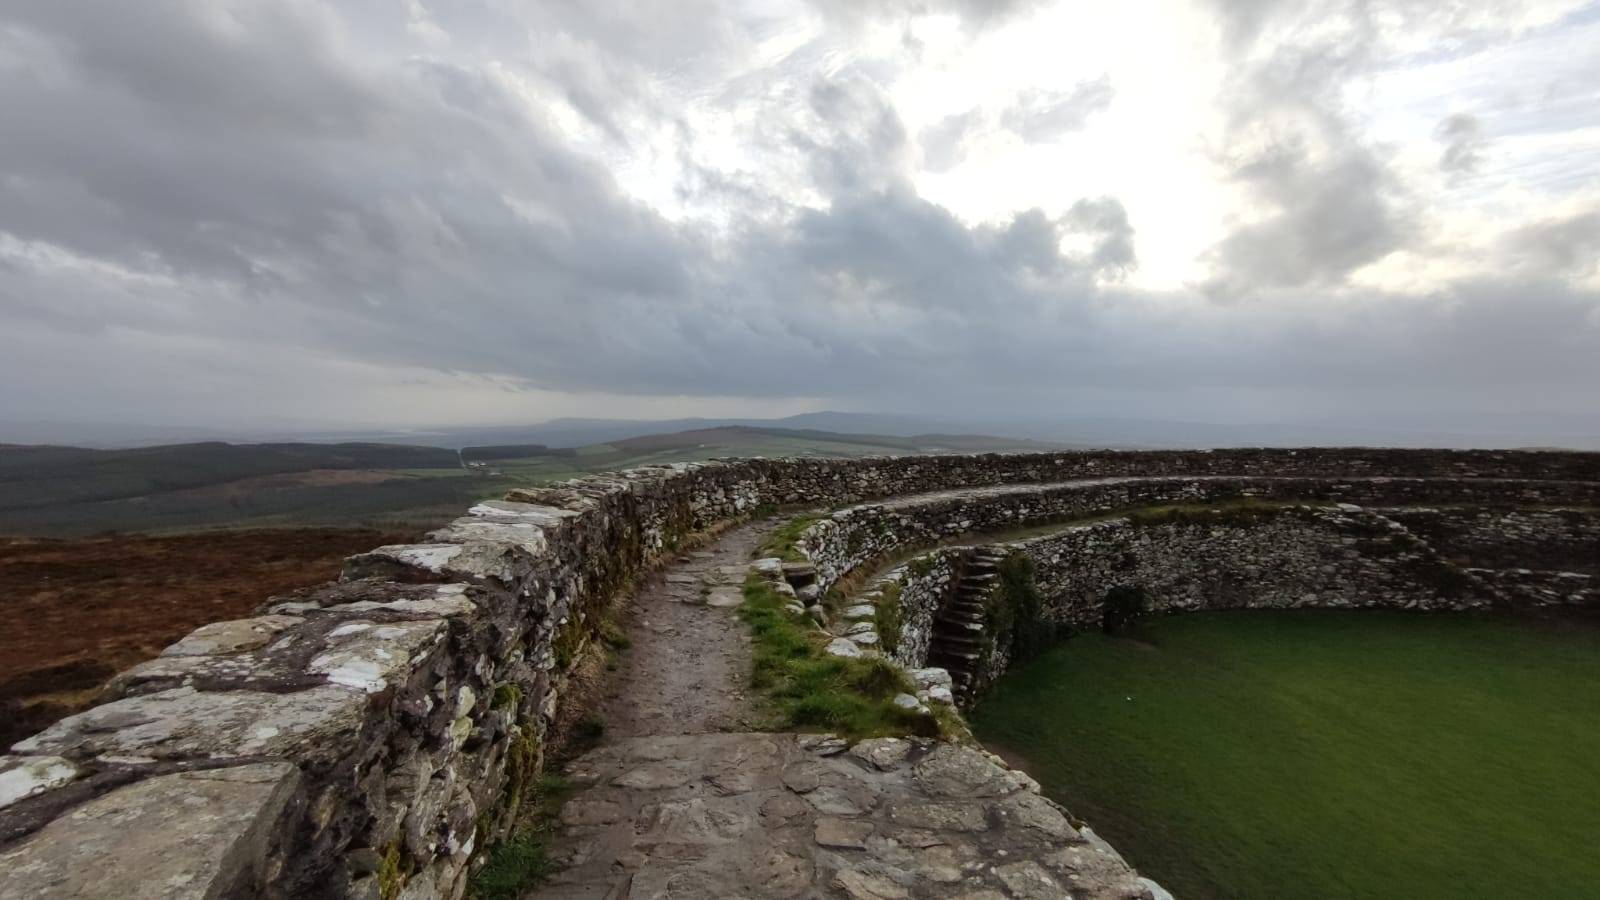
[529,733,1155,900]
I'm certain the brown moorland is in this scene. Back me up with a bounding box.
[0,528,411,748]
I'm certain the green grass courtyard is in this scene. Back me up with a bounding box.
[970,610,1600,900]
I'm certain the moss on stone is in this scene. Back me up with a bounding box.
[1125,500,1295,529]
[552,616,585,671]
[498,723,543,830]
[491,683,522,713]
[987,552,1055,668]
[875,583,904,654]
[377,842,409,900]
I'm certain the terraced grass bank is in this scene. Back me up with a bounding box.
[970,610,1600,900]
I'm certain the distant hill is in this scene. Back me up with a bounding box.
[0,425,1070,536]
[7,410,1600,451]
[604,425,1067,455]
[0,442,460,512]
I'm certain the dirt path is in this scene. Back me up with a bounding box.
[591,518,773,737]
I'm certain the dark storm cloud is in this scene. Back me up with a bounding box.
[0,0,703,380]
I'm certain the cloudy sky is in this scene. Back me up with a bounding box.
[2,0,1598,434]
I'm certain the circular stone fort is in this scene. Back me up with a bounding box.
[2,449,1597,899]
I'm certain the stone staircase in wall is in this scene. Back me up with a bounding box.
[928,548,1005,701]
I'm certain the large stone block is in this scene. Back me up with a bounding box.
[0,762,300,900]
[110,613,449,699]
[161,616,304,657]
[344,539,551,591]
[14,686,367,765]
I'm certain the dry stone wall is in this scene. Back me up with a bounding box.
[868,549,965,669]
[0,467,767,900]
[849,501,1600,702]
[1,449,1597,900]
[801,475,1600,596]
[1016,506,1490,626]
[1382,507,1600,607]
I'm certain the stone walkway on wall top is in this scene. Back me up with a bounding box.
[529,524,1159,900]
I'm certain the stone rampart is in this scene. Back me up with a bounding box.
[1381,506,1600,607]
[1,449,1596,899]
[850,501,1600,702]
[800,476,1600,596]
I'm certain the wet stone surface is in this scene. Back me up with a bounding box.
[529,734,1153,899]
[588,520,771,738]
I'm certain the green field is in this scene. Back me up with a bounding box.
[969,611,1600,900]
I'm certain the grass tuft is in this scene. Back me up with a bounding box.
[875,584,904,654]
[469,833,555,900]
[469,774,573,899]
[758,514,822,562]
[739,575,943,739]
[599,619,631,650]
